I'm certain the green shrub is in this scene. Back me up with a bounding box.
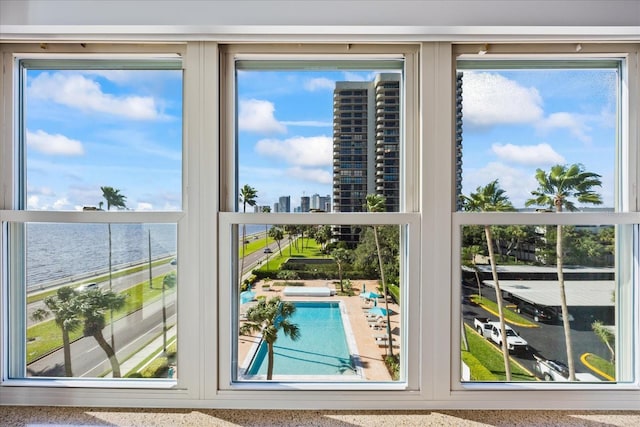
[140,356,169,378]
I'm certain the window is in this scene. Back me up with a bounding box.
[218,45,419,389]
[454,51,635,387]
[2,48,184,386]
[3,41,640,410]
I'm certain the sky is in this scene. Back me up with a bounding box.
[24,63,617,211]
[25,68,182,211]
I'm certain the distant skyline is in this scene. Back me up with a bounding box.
[23,63,617,211]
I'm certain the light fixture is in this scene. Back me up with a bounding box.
[478,43,489,55]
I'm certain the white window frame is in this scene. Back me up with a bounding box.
[0,41,640,410]
[215,44,424,397]
[447,44,640,399]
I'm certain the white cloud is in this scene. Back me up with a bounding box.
[29,72,163,120]
[463,162,538,209]
[537,112,592,143]
[136,202,154,211]
[287,166,332,184]
[462,72,544,127]
[304,77,335,91]
[27,129,85,156]
[255,135,332,167]
[27,195,40,210]
[491,143,565,166]
[281,120,332,127]
[239,99,287,134]
[53,197,71,210]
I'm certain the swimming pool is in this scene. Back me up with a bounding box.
[241,301,362,380]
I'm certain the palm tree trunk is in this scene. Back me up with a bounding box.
[556,223,576,380]
[93,331,121,378]
[108,223,115,352]
[267,341,275,380]
[485,226,511,381]
[62,329,73,377]
[373,225,393,358]
[240,224,247,286]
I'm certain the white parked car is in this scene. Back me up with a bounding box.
[489,323,529,353]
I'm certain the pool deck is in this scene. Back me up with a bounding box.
[238,279,400,381]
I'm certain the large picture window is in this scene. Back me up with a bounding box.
[4,54,184,384]
[454,57,635,386]
[218,46,420,389]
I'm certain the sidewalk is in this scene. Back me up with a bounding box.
[105,325,177,378]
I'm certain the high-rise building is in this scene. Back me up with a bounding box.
[300,196,310,212]
[278,195,291,213]
[332,73,400,244]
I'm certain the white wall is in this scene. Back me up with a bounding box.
[1,0,639,40]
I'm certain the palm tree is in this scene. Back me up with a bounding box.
[526,163,602,380]
[100,186,126,351]
[76,288,127,377]
[331,247,352,293]
[239,184,258,283]
[268,226,285,256]
[239,296,300,380]
[30,286,82,377]
[365,193,394,357]
[460,180,514,380]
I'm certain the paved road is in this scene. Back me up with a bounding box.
[28,293,176,377]
[27,262,176,327]
[462,283,611,379]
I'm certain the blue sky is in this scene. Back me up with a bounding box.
[26,69,182,211]
[460,68,616,209]
[237,69,379,211]
[24,65,616,211]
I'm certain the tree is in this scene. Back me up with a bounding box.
[331,247,352,293]
[30,286,82,377]
[461,245,483,298]
[460,180,514,380]
[100,186,126,352]
[239,296,300,380]
[76,288,127,377]
[526,163,602,381]
[314,225,332,253]
[268,226,285,256]
[239,184,258,284]
[365,193,395,357]
[592,320,615,363]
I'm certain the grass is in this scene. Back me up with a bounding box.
[26,274,176,364]
[27,257,174,304]
[470,294,537,327]
[239,233,275,257]
[463,324,536,381]
[584,353,615,379]
[253,238,323,274]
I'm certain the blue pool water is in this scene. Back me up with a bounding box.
[245,301,356,377]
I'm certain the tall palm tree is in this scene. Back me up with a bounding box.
[239,184,258,283]
[365,193,394,357]
[30,286,82,377]
[460,180,514,380]
[76,288,127,377]
[268,226,284,256]
[331,247,352,293]
[239,296,300,380]
[526,163,602,380]
[100,186,126,351]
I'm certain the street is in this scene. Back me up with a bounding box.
[462,282,612,380]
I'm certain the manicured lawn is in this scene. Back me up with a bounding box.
[583,353,615,380]
[253,238,325,274]
[26,274,176,364]
[470,294,537,327]
[463,324,536,381]
[27,257,175,304]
